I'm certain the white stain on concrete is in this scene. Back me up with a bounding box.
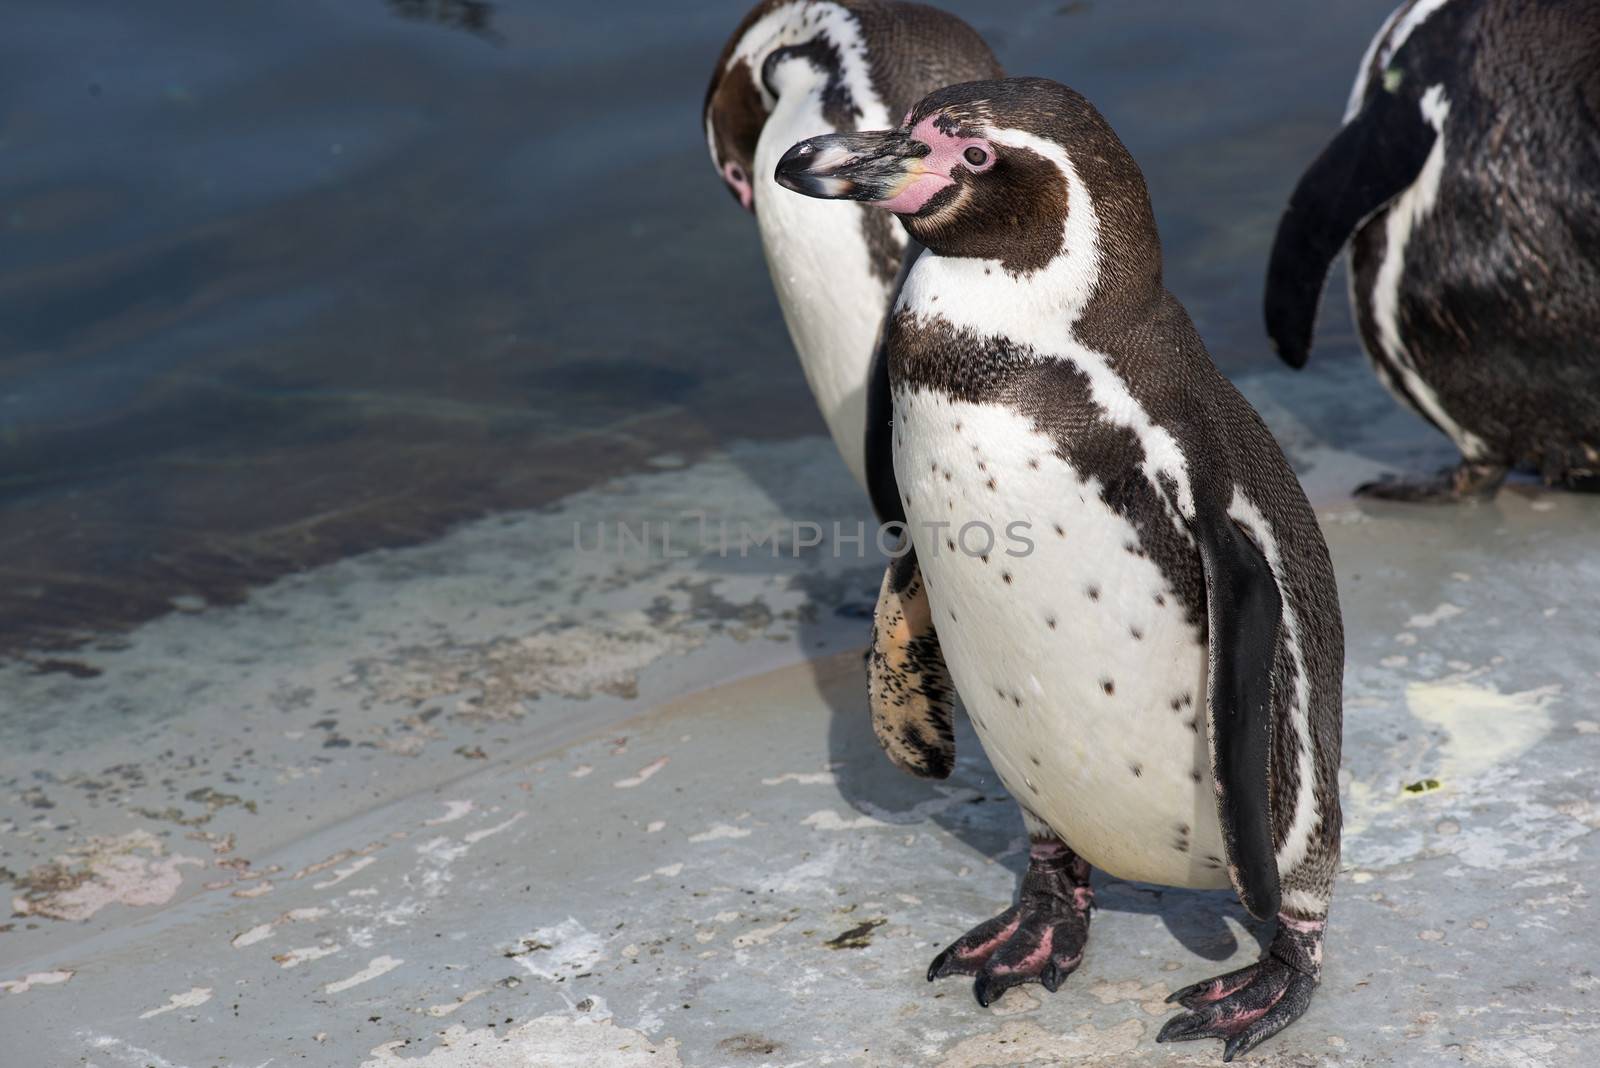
[232,923,275,948]
[424,988,489,1017]
[509,918,606,982]
[82,1033,186,1068]
[424,801,475,826]
[1407,680,1559,785]
[313,856,376,889]
[1405,603,1465,629]
[0,969,73,995]
[613,757,669,788]
[634,862,685,883]
[234,906,333,947]
[464,811,525,845]
[361,1015,682,1068]
[273,943,341,968]
[687,822,751,842]
[11,830,203,921]
[324,955,404,994]
[139,987,212,1019]
[760,770,839,786]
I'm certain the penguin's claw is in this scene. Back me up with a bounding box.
[926,848,1092,1005]
[1354,460,1507,503]
[1157,956,1318,1062]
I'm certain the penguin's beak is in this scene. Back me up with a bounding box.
[774,130,949,213]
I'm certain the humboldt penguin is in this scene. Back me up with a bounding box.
[777,77,1346,1061]
[705,0,1001,521]
[1265,0,1600,500]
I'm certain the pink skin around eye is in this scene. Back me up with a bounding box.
[875,115,994,215]
[723,161,754,212]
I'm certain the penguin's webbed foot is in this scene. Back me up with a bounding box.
[1157,914,1325,1062]
[1354,460,1506,503]
[927,842,1091,1007]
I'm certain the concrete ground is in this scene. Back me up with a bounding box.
[4,365,1599,1065]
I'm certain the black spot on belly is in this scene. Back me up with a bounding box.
[980,554,989,564]
[1191,768,1203,784]
[1129,761,1142,777]
[944,471,952,481]
[1011,693,1022,707]
[1028,458,1039,470]
[1053,524,1065,537]
[1045,616,1056,630]
[1185,717,1199,734]
[986,478,997,491]
[954,421,962,432]
[1169,697,1183,712]
[946,539,956,552]
[1101,679,1115,696]
[1129,626,1143,640]
[1001,571,1012,584]
[1029,754,1042,767]
[1086,585,1100,601]
[1154,593,1166,607]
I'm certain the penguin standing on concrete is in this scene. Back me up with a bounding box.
[778,78,1346,1060]
[705,1,1001,522]
[1266,0,1600,500]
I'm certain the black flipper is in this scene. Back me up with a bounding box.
[1194,506,1283,921]
[865,239,924,525]
[1264,84,1437,368]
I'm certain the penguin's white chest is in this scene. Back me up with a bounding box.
[894,388,1229,889]
[754,94,899,491]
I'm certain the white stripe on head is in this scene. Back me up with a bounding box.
[725,1,891,128]
[1344,0,1458,123]
[897,125,1197,521]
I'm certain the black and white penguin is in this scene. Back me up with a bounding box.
[777,78,1346,1060]
[1265,0,1600,500]
[705,1,1001,520]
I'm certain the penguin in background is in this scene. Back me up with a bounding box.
[777,78,1346,1061]
[704,0,1002,523]
[1265,0,1600,501]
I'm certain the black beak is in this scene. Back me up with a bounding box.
[773,130,929,202]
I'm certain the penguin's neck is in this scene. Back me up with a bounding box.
[754,87,901,490]
[897,248,1097,358]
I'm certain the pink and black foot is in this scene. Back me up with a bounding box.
[1158,914,1325,1062]
[927,840,1092,1006]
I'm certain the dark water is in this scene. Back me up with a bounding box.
[0,0,1395,656]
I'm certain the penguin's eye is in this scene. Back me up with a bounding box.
[963,146,989,167]
[728,164,746,183]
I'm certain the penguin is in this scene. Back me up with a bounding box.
[1265,0,1600,501]
[705,1,1002,522]
[776,77,1346,1061]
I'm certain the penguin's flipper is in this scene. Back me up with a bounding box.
[868,548,955,779]
[864,239,924,527]
[1264,85,1438,368]
[1194,506,1282,922]
[864,329,903,525]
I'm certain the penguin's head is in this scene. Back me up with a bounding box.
[704,43,767,214]
[775,77,1158,278]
